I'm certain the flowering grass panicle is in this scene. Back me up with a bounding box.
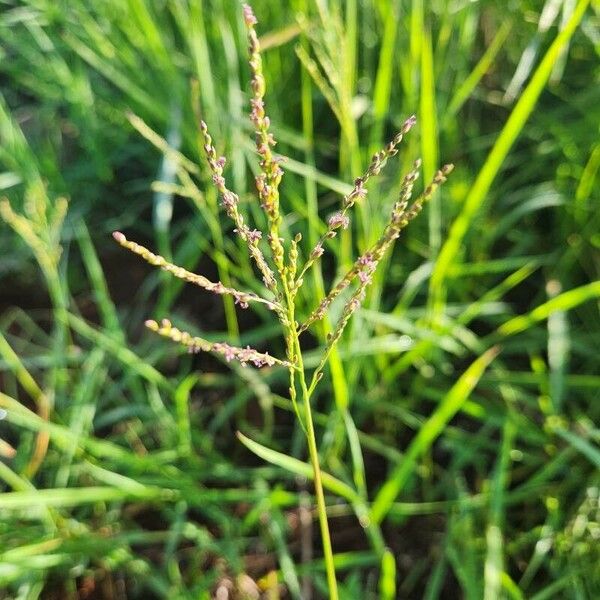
[114,4,453,598]
[199,119,279,294]
[245,3,286,273]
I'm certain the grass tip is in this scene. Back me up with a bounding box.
[487,345,502,359]
[242,4,257,27]
[144,319,159,331]
[403,114,418,132]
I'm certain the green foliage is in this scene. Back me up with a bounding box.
[1,0,599,598]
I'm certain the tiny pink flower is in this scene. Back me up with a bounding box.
[310,243,324,259]
[242,4,257,26]
[212,174,225,188]
[221,191,237,210]
[328,212,350,230]
[246,229,262,244]
[235,295,250,309]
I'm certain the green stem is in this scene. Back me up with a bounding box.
[296,338,339,600]
[284,295,338,599]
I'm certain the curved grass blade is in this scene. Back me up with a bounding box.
[236,431,359,505]
[370,346,500,524]
[498,280,600,337]
[430,0,592,312]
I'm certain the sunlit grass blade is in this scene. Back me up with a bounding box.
[378,548,397,600]
[498,280,600,337]
[371,346,500,524]
[430,0,592,312]
[420,25,440,254]
[0,486,167,511]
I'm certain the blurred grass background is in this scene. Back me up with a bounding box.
[0,0,599,598]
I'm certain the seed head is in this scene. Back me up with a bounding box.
[328,212,350,230]
[242,4,257,26]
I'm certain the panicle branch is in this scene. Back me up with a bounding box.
[146,318,292,368]
[243,3,286,275]
[296,115,417,288]
[199,120,278,294]
[300,161,453,333]
[112,232,281,311]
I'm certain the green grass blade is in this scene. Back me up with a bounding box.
[0,486,166,510]
[554,426,600,469]
[236,431,359,504]
[369,0,400,155]
[498,280,600,337]
[66,312,172,391]
[445,20,512,120]
[420,24,440,254]
[370,346,499,524]
[76,221,124,340]
[484,417,516,600]
[378,548,397,600]
[430,0,592,311]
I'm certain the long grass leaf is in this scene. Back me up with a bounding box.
[370,346,499,523]
[498,281,600,337]
[236,431,359,504]
[430,0,591,310]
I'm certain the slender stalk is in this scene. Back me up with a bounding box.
[294,330,339,599]
[284,294,338,599]
[303,390,339,599]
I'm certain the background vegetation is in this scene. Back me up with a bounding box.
[0,0,599,598]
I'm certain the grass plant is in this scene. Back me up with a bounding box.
[0,0,598,598]
[114,8,453,596]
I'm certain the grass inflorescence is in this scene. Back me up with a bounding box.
[113,6,453,597]
[0,0,598,598]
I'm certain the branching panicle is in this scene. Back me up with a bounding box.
[115,6,453,598]
[299,159,453,334]
[199,119,278,294]
[244,3,286,275]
